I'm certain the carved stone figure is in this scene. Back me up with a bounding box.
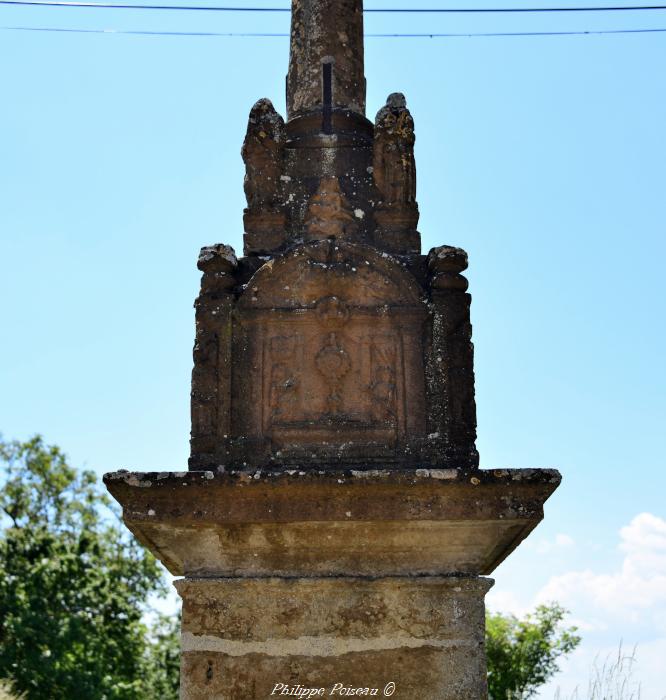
[316,296,350,329]
[241,98,286,210]
[315,332,352,416]
[369,341,397,423]
[304,177,359,240]
[373,93,416,207]
[269,336,301,422]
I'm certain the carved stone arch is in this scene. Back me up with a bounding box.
[237,239,424,311]
[231,240,428,467]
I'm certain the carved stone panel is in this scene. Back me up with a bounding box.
[232,240,427,466]
[258,310,405,456]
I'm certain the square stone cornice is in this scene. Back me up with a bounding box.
[104,468,560,578]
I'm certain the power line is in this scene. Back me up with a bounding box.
[3,23,666,35]
[2,1,666,13]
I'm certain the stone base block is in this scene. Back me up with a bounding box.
[176,576,493,700]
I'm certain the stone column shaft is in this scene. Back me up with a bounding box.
[287,0,366,118]
[177,576,492,700]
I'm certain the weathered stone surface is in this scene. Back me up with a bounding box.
[241,99,286,211]
[104,468,560,577]
[373,93,417,208]
[189,235,482,471]
[241,99,288,255]
[281,112,376,247]
[304,176,359,241]
[230,240,430,468]
[191,90,481,470]
[287,0,366,119]
[428,245,468,274]
[176,577,492,700]
[198,244,238,273]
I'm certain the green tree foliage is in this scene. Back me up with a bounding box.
[142,612,181,699]
[0,436,179,700]
[486,603,581,700]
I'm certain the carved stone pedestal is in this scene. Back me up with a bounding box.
[104,468,560,700]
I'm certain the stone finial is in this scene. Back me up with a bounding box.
[428,245,469,292]
[373,93,417,207]
[197,244,238,273]
[386,92,407,110]
[241,98,286,211]
[197,244,238,294]
[303,177,359,240]
[428,245,469,274]
[287,0,366,119]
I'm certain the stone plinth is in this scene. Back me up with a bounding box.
[105,468,560,699]
[176,577,491,700]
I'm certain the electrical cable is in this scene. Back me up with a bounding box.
[2,0,666,13]
[3,23,666,35]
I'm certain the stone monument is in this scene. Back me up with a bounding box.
[105,1,560,697]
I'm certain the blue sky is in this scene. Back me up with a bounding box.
[1,1,665,696]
